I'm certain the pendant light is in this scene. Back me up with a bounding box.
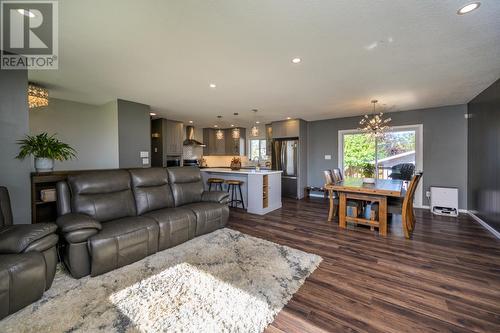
[28,83,49,109]
[250,109,260,137]
[215,115,224,140]
[358,100,392,137]
[231,112,240,139]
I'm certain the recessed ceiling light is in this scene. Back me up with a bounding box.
[256,121,260,124]
[230,124,234,127]
[188,120,193,124]
[17,9,36,18]
[457,2,480,15]
[149,112,157,116]
[291,58,301,64]
[209,83,216,88]
[214,124,218,128]
[286,117,292,120]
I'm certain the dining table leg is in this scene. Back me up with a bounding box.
[379,196,387,236]
[339,192,347,229]
[328,189,334,222]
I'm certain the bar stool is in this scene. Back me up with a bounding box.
[225,180,245,209]
[207,178,224,191]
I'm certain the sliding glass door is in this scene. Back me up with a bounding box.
[339,125,423,206]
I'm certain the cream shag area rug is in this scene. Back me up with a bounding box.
[0,228,322,333]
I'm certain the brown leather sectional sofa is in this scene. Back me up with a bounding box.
[56,167,230,278]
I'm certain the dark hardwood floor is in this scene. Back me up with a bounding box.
[227,197,500,333]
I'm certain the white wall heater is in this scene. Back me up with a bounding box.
[430,186,459,217]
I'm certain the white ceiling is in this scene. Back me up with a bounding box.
[29,0,500,128]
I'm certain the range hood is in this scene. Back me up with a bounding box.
[183,125,206,147]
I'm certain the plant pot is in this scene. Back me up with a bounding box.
[362,177,376,184]
[35,158,54,173]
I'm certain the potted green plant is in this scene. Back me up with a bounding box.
[360,162,376,184]
[16,133,76,172]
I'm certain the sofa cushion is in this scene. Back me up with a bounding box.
[88,217,159,276]
[0,224,57,254]
[129,168,175,215]
[144,207,196,251]
[68,170,136,222]
[167,167,204,206]
[0,253,46,319]
[182,202,229,236]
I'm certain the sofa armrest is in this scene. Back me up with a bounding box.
[202,191,230,204]
[56,214,102,243]
[0,223,57,254]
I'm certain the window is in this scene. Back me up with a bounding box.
[339,125,423,206]
[249,139,267,160]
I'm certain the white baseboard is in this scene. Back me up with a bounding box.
[468,211,500,240]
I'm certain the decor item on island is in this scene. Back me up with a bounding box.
[361,162,376,184]
[230,156,241,170]
[28,83,49,109]
[16,133,76,172]
[358,99,392,138]
[0,229,322,333]
[250,109,260,137]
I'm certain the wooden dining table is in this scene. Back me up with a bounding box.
[326,178,404,236]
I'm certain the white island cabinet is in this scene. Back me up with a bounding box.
[200,168,282,215]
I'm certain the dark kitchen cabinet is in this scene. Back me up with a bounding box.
[203,127,246,156]
[151,118,184,167]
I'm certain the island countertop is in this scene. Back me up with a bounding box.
[200,168,282,175]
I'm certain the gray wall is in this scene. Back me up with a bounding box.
[468,78,500,232]
[0,68,31,224]
[29,98,119,170]
[117,99,151,168]
[307,104,468,209]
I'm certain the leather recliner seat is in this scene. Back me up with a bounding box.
[56,167,229,278]
[0,186,59,319]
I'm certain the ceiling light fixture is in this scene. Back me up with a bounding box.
[28,83,49,109]
[291,58,301,64]
[17,9,36,18]
[149,112,157,116]
[188,120,193,124]
[209,83,217,88]
[358,100,392,138]
[286,117,292,120]
[457,2,480,15]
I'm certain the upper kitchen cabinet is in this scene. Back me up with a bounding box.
[203,127,246,156]
[271,119,301,138]
[225,128,246,156]
[203,128,225,155]
[165,120,184,155]
[151,118,184,167]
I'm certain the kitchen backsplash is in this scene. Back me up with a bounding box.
[203,155,250,167]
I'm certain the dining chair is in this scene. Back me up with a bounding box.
[324,170,338,220]
[332,168,344,183]
[324,169,359,222]
[388,172,423,238]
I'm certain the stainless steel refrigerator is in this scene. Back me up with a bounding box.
[272,138,298,198]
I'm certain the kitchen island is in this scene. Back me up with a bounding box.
[200,168,282,215]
